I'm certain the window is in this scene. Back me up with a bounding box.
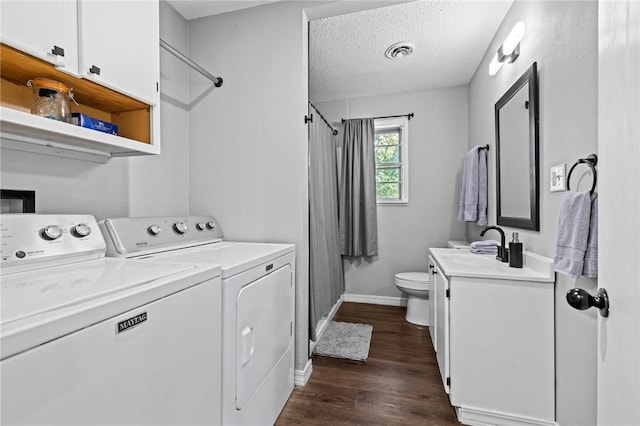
[374,117,409,204]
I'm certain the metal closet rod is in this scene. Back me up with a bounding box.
[159,39,223,87]
[341,112,414,123]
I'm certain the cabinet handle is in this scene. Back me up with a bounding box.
[51,45,65,57]
[89,65,101,76]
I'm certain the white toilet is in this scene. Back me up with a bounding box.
[394,272,430,326]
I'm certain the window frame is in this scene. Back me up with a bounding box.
[374,117,409,205]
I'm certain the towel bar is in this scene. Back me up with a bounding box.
[567,153,597,195]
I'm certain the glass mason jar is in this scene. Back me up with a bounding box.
[27,78,73,122]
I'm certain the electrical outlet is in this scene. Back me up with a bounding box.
[550,164,566,192]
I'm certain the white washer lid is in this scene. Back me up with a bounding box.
[1,258,219,359]
[395,272,429,283]
[1,259,195,325]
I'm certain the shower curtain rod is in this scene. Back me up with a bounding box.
[308,100,339,136]
[159,38,223,87]
[341,112,414,123]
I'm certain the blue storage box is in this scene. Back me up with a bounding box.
[71,113,118,135]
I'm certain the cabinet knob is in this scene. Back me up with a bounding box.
[89,65,101,75]
[566,288,609,318]
[51,45,65,57]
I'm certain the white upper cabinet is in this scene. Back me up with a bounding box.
[0,0,160,160]
[0,1,79,75]
[77,0,159,106]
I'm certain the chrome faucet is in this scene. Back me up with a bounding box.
[480,226,509,263]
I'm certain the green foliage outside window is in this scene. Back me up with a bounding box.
[374,131,402,200]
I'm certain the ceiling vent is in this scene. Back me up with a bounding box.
[385,42,415,59]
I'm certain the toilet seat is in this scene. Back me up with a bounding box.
[395,272,429,290]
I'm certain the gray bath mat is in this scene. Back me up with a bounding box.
[313,321,373,361]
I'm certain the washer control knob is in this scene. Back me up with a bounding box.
[174,222,188,234]
[71,223,92,238]
[196,222,207,231]
[41,225,63,240]
[147,224,161,236]
[206,221,216,230]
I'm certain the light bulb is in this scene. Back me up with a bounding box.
[502,22,525,55]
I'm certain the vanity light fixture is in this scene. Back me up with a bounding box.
[489,22,526,76]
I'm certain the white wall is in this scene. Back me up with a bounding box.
[467,1,598,425]
[316,86,468,298]
[128,0,191,217]
[187,2,311,371]
[0,148,129,219]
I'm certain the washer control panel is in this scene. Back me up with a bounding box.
[100,215,224,258]
[0,214,106,273]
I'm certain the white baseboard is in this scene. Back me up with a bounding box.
[343,293,407,307]
[309,295,344,354]
[294,359,313,386]
[456,406,556,426]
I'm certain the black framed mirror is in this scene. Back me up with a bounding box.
[495,62,539,231]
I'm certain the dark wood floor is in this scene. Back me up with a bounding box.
[276,302,460,425]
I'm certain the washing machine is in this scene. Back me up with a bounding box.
[0,214,222,425]
[100,215,296,426]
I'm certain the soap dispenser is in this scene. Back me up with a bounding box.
[509,232,523,268]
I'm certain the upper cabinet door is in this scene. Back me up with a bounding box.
[0,0,79,75]
[77,0,159,106]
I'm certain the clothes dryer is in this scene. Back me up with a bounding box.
[100,215,296,426]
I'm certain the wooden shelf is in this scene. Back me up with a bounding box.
[0,43,158,160]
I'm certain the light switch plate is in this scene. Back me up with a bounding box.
[550,163,566,192]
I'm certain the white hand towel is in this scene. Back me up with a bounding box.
[476,148,488,226]
[458,146,481,222]
[470,239,499,248]
[471,247,498,255]
[583,193,598,278]
[553,191,592,278]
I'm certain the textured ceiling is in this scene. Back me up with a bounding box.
[166,1,513,103]
[309,0,513,102]
[166,0,280,20]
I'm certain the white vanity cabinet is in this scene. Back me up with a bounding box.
[429,248,555,426]
[0,0,160,160]
[0,0,79,75]
[433,261,450,395]
[78,0,159,106]
[427,256,437,351]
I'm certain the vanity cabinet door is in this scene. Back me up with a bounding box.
[427,256,437,351]
[434,263,450,394]
[448,277,554,422]
[77,0,159,105]
[0,0,79,75]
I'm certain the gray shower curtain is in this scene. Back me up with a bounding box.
[339,118,378,257]
[309,109,344,341]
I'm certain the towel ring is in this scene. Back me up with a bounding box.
[567,153,598,195]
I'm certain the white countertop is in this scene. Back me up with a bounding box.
[429,248,555,283]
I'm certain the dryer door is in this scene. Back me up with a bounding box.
[236,264,292,409]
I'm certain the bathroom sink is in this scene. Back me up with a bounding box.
[429,248,554,282]
[436,252,495,268]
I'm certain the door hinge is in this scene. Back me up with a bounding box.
[290,322,293,335]
[446,288,450,298]
[304,114,313,124]
[446,377,451,387]
[156,82,159,92]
